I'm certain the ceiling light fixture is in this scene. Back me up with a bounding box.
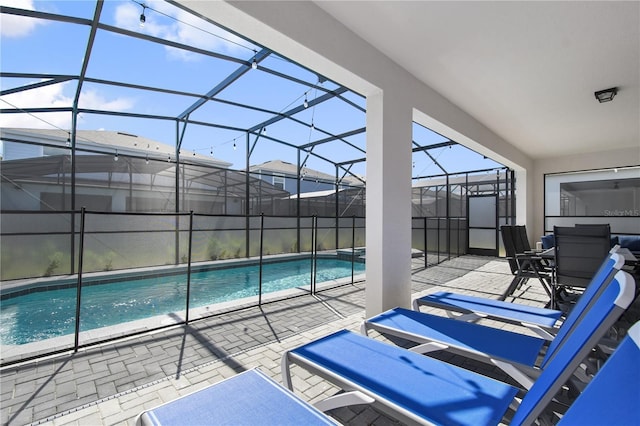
[594,87,617,103]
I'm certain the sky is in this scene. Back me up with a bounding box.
[0,0,502,178]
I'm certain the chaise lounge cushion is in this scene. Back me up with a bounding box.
[541,234,555,249]
[541,233,640,254]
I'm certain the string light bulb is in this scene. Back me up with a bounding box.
[114,150,119,161]
[145,155,149,165]
[310,121,315,130]
[139,5,146,28]
[233,141,237,150]
[303,95,308,108]
[251,58,258,70]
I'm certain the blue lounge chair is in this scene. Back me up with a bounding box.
[138,320,640,426]
[135,368,336,425]
[362,269,634,388]
[282,272,635,425]
[557,320,640,425]
[413,251,624,340]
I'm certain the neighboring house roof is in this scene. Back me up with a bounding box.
[249,160,362,186]
[0,128,232,168]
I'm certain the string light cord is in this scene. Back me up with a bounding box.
[306,83,319,142]
[199,83,317,157]
[130,0,257,53]
[415,145,448,177]
[0,98,72,136]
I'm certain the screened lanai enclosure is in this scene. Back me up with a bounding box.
[0,0,512,364]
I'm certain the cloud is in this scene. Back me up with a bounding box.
[79,89,135,111]
[113,1,256,61]
[0,80,135,129]
[0,81,73,129]
[0,0,44,37]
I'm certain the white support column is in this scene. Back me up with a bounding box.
[365,89,413,317]
[514,168,530,227]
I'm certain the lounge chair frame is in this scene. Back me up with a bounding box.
[363,269,633,389]
[281,270,635,425]
[413,249,624,340]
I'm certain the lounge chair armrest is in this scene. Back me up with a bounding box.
[520,322,557,340]
[409,341,449,354]
[450,312,487,322]
[411,298,421,311]
[314,391,375,412]
[491,360,538,390]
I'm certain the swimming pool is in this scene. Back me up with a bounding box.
[0,257,365,346]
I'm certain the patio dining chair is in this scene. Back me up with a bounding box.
[554,225,611,309]
[500,225,553,302]
[554,224,611,288]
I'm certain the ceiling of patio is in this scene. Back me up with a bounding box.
[316,1,640,160]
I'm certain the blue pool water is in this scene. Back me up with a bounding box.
[1,258,365,345]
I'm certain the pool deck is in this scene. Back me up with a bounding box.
[1,255,562,425]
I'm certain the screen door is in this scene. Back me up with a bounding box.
[467,194,498,256]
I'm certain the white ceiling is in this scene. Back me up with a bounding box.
[315,1,640,160]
